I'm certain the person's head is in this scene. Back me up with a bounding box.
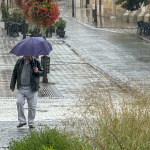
[24,56,31,60]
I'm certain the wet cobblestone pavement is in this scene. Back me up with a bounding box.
[0,6,124,148]
[62,4,150,95]
[0,1,150,149]
[65,8,137,35]
[0,25,121,99]
[0,98,77,149]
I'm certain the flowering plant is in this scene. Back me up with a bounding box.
[22,0,60,28]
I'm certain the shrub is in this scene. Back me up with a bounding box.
[8,8,23,23]
[55,17,66,31]
[9,127,92,150]
[1,3,10,21]
[66,82,150,150]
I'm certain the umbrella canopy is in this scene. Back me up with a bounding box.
[9,37,52,57]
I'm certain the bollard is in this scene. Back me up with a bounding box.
[23,18,26,39]
[41,56,50,83]
[94,0,97,23]
[72,0,74,17]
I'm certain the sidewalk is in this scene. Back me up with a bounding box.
[0,4,125,149]
[65,5,150,41]
[1,1,150,149]
[61,4,150,95]
[0,97,78,149]
[0,31,122,149]
[69,7,137,35]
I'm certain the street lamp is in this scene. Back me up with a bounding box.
[72,0,74,17]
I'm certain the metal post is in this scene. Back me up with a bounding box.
[43,0,49,83]
[42,56,48,83]
[23,18,26,39]
[99,0,102,27]
[72,0,74,17]
[94,0,97,23]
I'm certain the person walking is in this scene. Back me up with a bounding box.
[10,56,43,128]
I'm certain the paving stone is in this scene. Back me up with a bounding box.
[0,1,150,148]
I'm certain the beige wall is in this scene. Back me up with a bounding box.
[86,0,127,18]
[66,0,125,18]
[0,0,16,8]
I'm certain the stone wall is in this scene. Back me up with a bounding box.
[116,5,126,18]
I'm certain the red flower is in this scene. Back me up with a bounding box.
[22,0,60,27]
[22,0,59,28]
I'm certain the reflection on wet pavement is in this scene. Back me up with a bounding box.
[74,8,137,29]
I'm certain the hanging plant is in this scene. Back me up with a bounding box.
[22,0,60,28]
[22,0,34,22]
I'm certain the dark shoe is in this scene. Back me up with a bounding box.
[29,124,35,129]
[17,123,27,128]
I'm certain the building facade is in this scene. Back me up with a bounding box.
[67,0,150,23]
[0,0,16,8]
[1,0,150,23]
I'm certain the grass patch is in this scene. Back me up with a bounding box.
[66,83,150,150]
[9,127,92,150]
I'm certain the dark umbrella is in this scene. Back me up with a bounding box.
[9,37,52,57]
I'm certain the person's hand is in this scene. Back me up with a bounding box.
[10,89,14,92]
[34,67,38,73]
